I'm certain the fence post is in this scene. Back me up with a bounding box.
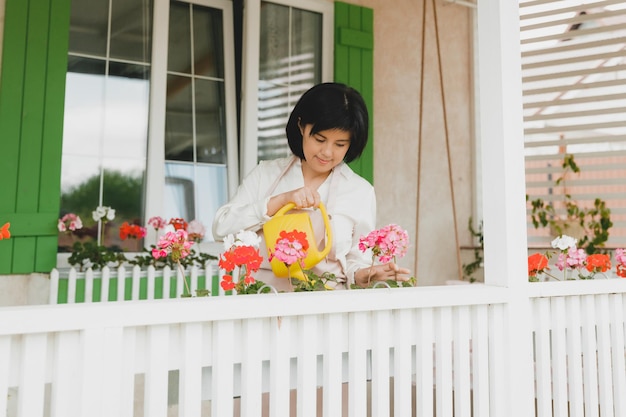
[49,269,59,304]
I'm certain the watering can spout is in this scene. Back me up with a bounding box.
[263,202,333,279]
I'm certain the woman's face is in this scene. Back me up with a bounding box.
[300,123,351,175]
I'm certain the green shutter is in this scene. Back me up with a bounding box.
[334,2,374,184]
[0,0,71,273]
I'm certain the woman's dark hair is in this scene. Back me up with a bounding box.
[285,82,369,163]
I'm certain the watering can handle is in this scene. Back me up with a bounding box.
[275,202,333,258]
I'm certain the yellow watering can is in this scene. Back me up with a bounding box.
[263,202,333,280]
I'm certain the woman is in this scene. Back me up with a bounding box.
[212,82,410,290]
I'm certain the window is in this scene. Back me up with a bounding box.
[59,0,332,257]
[521,0,626,247]
[144,0,239,245]
[240,0,333,177]
[60,0,236,253]
[61,0,154,253]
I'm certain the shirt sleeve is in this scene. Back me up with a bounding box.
[212,163,274,240]
[342,179,377,286]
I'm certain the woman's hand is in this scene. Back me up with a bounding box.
[267,187,321,216]
[354,263,412,288]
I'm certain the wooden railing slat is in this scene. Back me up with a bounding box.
[0,336,11,417]
[415,308,435,417]
[371,310,391,417]
[435,307,453,417]
[348,311,368,417]
[394,309,413,415]
[323,313,344,417]
[18,334,48,417]
[566,296,585,417]
[453,306,472,417]
[50,331,80,417]
[533,297,553,417]
[179,322,203,416]
[470,305,490,417]
[240,319,264,417]
[144,325,169,417]
[609,294,626,417]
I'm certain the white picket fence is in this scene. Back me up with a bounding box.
[1,279,626,417]
[49,262,220,304]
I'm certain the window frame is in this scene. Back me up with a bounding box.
[239,0,334,178]
[145,0,240,233]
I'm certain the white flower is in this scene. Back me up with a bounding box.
[223,234,235,251]
[92,206,115,222]
[551,235,577,251]
[223,229,261,251]
[235,230,261,247]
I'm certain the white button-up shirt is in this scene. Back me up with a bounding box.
[212,156,376,290]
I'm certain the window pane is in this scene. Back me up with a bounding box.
[102,64,150,170]
[69,0,108,56]
[193,6,224,78]
[164,162,227,241]
[258,2,323,161]
[291,9,322,83]
[110,0,154,63]
[168,1,192,74]
[165,74,194,161]
[259,3,289,82]
[61,64,149,250]
[195,78,226,164]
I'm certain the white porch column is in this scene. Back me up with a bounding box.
[476,0,534,416]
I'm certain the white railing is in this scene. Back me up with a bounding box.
[49,262,220,304]
[527,280,626,417]
[2,280,626,417]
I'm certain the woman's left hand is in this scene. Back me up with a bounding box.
[354,262,411,288]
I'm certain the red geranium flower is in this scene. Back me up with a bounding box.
[0,222,10,240]
[119,222,147,240]
[220,275,236,291]
[218,244,264,292]
[528,253,549,277]
[585,253,611,273]
[169,217,188,231]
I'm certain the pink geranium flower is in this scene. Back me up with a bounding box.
[269,230,309,267]
[152,230,194,263]
[555,247,587,271]
[359,224,409,264]
[147,216,168,231]
[616,248,626,278]
[58,213,83,233]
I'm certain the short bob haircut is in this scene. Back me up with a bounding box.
[286,82,369,163]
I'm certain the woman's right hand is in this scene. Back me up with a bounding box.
[267,187,321,215]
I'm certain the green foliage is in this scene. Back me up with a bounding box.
[68,242,217,272]
[291,271,339,291]
[234,281,275,295]
[60,169,143,223]
[527,154,612,254]
[462,217,483,283]
[67,241,127,271]
[349,275,417,290]
[126,247,217,269]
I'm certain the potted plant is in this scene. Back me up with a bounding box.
[527,154,612,254]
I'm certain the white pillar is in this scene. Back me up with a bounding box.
[476,1,534,416]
